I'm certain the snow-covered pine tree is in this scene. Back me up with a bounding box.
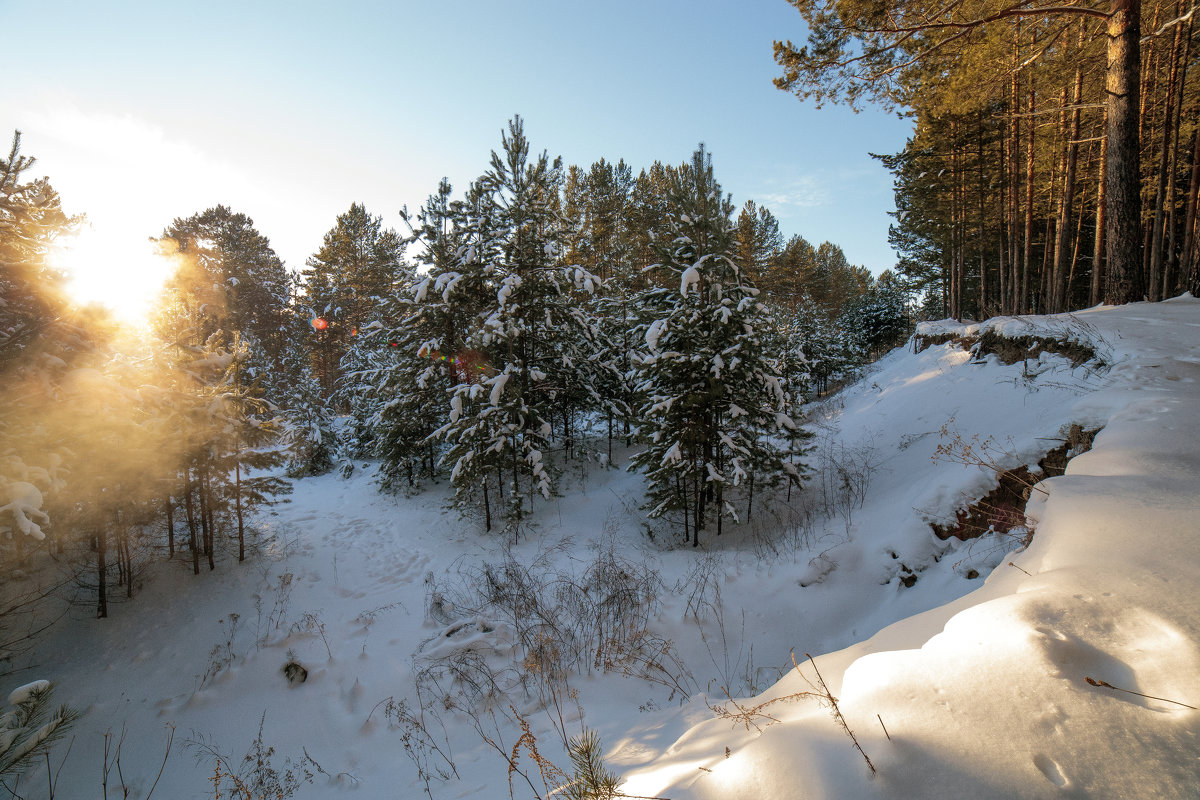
[209,334,291,562]
[566,159,639,458]
[0,132,98,576]
[279,327,337,478]
[302,203,411,396]
[630,146,803,547]
[428,176,516,527]
[786,295,852,396]
[172,334,290,569]
[155,206,293,404]
[433,118,600,531]
[837,271,913,361]
[0,680,78,786]
[363,180,487,491]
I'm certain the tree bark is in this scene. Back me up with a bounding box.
[235,457,245,563]
[1183,129,1200,293]
[1148,16,1184,301]
[1163,13,1192,297]
[1103,0,1143,305]
[1023,89,1037,313]
[184,480,199,576]
[1008,20,1022,315]
[978,115,988,315]
[1053,63,1084,312]
[165,493,175,559]
[96,525,108,619]
[1091,135,1109,305]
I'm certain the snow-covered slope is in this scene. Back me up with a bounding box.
[6,299,1199,799]
[621,297,1200,799]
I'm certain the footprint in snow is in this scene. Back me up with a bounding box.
[1033,753,1069,788]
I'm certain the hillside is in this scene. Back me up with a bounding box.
[5,299,1199,799]
[621,297,1200,799]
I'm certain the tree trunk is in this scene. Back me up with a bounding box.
[184,481,199,576]
[1148,17,1184,301]
[1053,63,1084,313]
[235,456,245,563]
[165,493,175,559]
[1163,13,1192,297]
[1023,89,1037,313]
[978,115,988,316]
[607,411,613,464]
[96,524,108,619]
[483,477,491,533]
[746,473,755,522]
[1183,129,1200,292]
[199,470,215,571]
[1103,0,1143,304]
[1092,136,1109,305]
[1008,20,1022,315]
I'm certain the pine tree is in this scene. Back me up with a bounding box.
[0,681,78,785]
[303,203,411,395]
[838,271,913,360]
[156,206,292,401]
[430,118,602,531]
[0,132,79,571]
[735,200,784,287]
[279,334,336,478]
[631,146,803,547]
[371,178,497,495]
[208,335,291,563]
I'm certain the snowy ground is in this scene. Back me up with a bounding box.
[5,299,1200,798]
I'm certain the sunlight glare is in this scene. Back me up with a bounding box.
[51,226,175,325]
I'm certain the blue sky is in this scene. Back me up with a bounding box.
[3,0,912,289]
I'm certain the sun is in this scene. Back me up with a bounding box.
[49,226,176,325]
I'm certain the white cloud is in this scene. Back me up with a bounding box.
[757,175,831,209]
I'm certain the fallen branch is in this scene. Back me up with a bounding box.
[1084,677,1196,710]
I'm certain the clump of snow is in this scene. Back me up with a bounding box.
[680,265,701,297]
[0,481,49,540]
[6,680,50,707]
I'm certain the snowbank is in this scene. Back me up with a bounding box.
[623,298,1200,798]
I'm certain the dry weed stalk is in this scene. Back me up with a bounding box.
[707,653,876,777]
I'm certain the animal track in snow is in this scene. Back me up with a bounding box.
[1033,753,1069,788]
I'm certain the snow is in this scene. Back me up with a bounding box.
[0,481,49,541]
[645,318,667,352]
[622,298,1200,798]
[680,265,701,297]
[488,371,510,406]
[5,680,50,707]
[5,299,1200,798]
